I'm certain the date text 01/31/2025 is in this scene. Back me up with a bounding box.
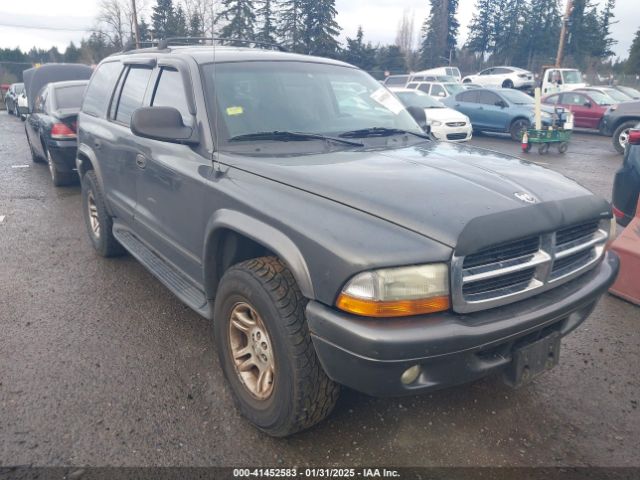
[232,468,401,478]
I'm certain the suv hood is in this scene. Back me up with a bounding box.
[225,141,609,250]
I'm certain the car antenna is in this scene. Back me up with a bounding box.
[211,3,221,173]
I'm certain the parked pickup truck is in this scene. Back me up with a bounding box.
[77,42,619,437]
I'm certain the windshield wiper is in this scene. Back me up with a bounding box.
[229,131,364,147]
[338,127,430,139]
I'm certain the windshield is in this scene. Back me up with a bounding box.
[587,91,615,105]
[55,85,87,109]
[500,89,534,105]
[563,70,583,84]
[617,86,640,99]
[15,84,24,94]
[202,62,423,144]
[395,91,444,108]
[601,88,632,102]
[444,83,465,95]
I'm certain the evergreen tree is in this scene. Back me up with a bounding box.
[189,13,203,37]
[64,42,80,63]
[152,0,175,39]
[419,0,458,68]
[376,45,407,74]
[216,0,256,42]
[597,0,617,59]
[256,0,277,44]
[625,27,640,75]
[278,0,304,52]
[342,27,377,72]
[139,18,151,42]
[465,0,494,59]
[517,0,561,69]
[300,0,341,57]
[171,5,188,37]
[492,0,526,64]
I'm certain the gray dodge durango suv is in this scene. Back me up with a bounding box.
[77,41,619,437]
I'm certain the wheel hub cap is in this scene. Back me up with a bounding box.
[228,302,275,400]
[620,129,630,146]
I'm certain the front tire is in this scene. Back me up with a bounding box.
[612,121,637,154]
[81,170,125,257]
[214,257,339,437]
[503,79,514,89]
[510,118,530,142]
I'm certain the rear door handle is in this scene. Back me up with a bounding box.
[94,139,102,150]
[135,154,147,169]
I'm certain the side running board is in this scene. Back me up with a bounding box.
[113,228,209,315]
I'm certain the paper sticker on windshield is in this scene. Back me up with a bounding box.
[226,106,244,116]
[370,88,404,115]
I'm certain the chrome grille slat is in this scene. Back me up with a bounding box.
[463,250,550,283]
[451,218,610,313]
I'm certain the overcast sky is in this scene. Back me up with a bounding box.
[0,0,637,60]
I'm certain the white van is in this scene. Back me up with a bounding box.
[409,66,462,83]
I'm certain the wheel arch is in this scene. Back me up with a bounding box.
[612,116,640,132]
[76,144,114,216]
[203,210,315,302]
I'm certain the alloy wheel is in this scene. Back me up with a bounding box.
[228,302,275,400]
[87,191,100,239]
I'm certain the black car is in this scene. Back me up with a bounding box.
[612,125,640,226]
[25,80,88,186]
[600,100,640,153]
[77,41,618,436]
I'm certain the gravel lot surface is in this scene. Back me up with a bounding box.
[1,111,638,467]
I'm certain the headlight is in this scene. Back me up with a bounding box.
[336,264,450,317]
[429,120,443,127]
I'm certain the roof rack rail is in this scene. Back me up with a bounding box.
[157,37,287,52]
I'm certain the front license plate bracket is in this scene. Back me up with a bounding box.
[503,331,561,388]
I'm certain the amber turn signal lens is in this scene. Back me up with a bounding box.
[336,293,450,318]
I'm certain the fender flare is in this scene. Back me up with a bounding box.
[203,209,315,300]
[76,144,115,216]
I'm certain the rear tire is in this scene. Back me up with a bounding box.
[46,149,75,187]
[214,256,339,437]
[612,121,637,154]
[510,118,531,142]
[81,170,125,257]
[26,133,45,164]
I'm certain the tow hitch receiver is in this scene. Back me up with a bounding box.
[503,331,561,387]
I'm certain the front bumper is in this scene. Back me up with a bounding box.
[307,252,619,397]
[46,139,78,172]
[431,124,473,142]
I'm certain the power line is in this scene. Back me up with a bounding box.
[0,22,91,32]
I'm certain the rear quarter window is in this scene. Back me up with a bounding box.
[114,67,153,125]
[82,61,123,117]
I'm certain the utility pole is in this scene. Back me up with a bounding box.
[131,0,141,49]
[555,0,573,67]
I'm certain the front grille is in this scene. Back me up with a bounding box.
[451,218,609,313]
[446,121,467,127]
[463,267,536,297]
[447,133,468,140]
[463,236,540,268]
[556,220,599,246]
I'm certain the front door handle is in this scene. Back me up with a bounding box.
[135,154,147,169]
[94,139,102,150]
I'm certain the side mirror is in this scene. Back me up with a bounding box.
[438,92,446,97]
[406,105,429,133]
[583,101,592,108]
[130,106,198,144]
[495,100,507,108]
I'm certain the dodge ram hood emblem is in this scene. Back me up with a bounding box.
[514,192,537,204]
